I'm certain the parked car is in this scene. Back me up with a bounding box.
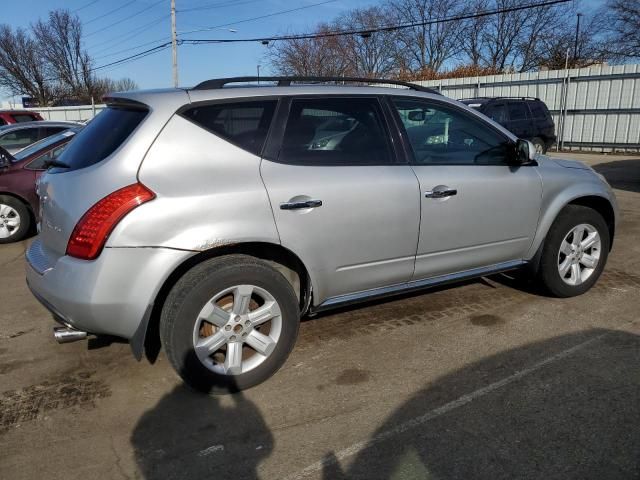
[459,97,556,154]
[26,77,617,394]
[0,109,43,125]
[0,127,81,243]
[0,121,80,154]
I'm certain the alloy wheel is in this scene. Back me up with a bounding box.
[192,284,282,375]
[0,204,21,239]
[557,223,601,286]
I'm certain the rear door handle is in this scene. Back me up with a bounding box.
[424,189,457,199]
[280,199,323,210]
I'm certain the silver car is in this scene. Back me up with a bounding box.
[26,77,618,394]
[0,121,81,154]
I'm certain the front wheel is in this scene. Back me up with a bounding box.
[536,205,609,297]
[160,254,300,394]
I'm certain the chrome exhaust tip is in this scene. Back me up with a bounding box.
[53,326,87,344]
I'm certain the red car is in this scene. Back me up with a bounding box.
[0,110,43,126]
[0,127,80,243]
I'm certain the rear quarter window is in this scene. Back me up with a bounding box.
[56,106,147,171]
[181,100,277,156]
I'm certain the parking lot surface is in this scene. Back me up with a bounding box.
[1,152,639,480]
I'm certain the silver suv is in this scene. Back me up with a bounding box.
[26,77,618,394]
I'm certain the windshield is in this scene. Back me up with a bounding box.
[12,129,78,162]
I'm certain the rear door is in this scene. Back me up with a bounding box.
[260,96,420,303]
[389,96,542,280]
[506,101,534,138]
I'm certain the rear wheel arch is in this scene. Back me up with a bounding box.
[141,242,312,362]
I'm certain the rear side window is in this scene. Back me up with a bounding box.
[508,103,529,121]
[528,102,548,119]
[57,106,147,171]
[40,126,68,138]
[11,114,39,123]
[279,97,393,165]
[182,100,277,156]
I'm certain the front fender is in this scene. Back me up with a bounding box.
[526,169,617,259]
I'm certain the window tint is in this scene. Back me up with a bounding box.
[485,104,507,123]
[56,106,147,171]
[0,127,39,150]
[508,102,528,121]
[528,102,547,119]
[279,98,393,165]
[182,100,277,156]
[11,114,38,123]
[392,98,511,165]
[0,118,6,126]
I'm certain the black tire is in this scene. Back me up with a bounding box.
[0,195,31,244]
[536,205,609,297]
[531,137,546,154]
[160,254,300,394]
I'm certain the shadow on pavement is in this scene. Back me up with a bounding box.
[131,383,273,479]
[322,328,640,479]
[131,329,639,479]
[593,158,640,193]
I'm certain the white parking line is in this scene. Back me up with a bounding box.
[285,331,610,480]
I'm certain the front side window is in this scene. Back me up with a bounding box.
[485,104,507,124]
[0,127,39,150]
[182,100,277,156]
[279,97,393,165]
[392,98,511,165]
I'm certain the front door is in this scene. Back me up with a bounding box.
[260,96,420,304]
[389,97,543,280]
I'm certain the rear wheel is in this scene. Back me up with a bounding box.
[160,254,300,394]
[0,195,30,243]
[536,205,609,297]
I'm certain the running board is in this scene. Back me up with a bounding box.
[313,260,526,313]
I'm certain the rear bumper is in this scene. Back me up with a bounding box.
[26,240,194,340]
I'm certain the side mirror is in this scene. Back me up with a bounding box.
[513,138,536,165]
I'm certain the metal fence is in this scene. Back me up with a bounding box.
[414,63,640,152]
[26,104,106,122]
[14,63,640,151]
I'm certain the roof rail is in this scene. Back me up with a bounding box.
[460,96,540,101]
[192,76,441,94]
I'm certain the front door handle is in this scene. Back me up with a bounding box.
[280,199,323,210]
[424,188,457,199]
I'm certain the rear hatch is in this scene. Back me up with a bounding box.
[37,100,151,260]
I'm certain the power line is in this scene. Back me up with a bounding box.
[88,0,571,75]
[179,0,261,14]
[185,0,571,44]
[179,0,338,36]
[85,0,165,38]
[74,0,100,13]
[84,0,138,25]
[88,15,169,54]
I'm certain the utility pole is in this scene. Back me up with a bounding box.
[171,0,178,87]
[573,13,582,67]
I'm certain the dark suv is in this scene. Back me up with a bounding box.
[460,97,556,154]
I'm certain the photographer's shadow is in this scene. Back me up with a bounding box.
[131,381,272,480]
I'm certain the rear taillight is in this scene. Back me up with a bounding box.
[66,183,155,260]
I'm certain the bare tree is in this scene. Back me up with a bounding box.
[335,7,398,77]
[389,0,466,73]
[604,0,640,59]
[32,10,97,101]
[0,26,55,105]
[268,24,351,77]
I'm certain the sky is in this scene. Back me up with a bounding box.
[2,0,377,92]
[2,0,604,96]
